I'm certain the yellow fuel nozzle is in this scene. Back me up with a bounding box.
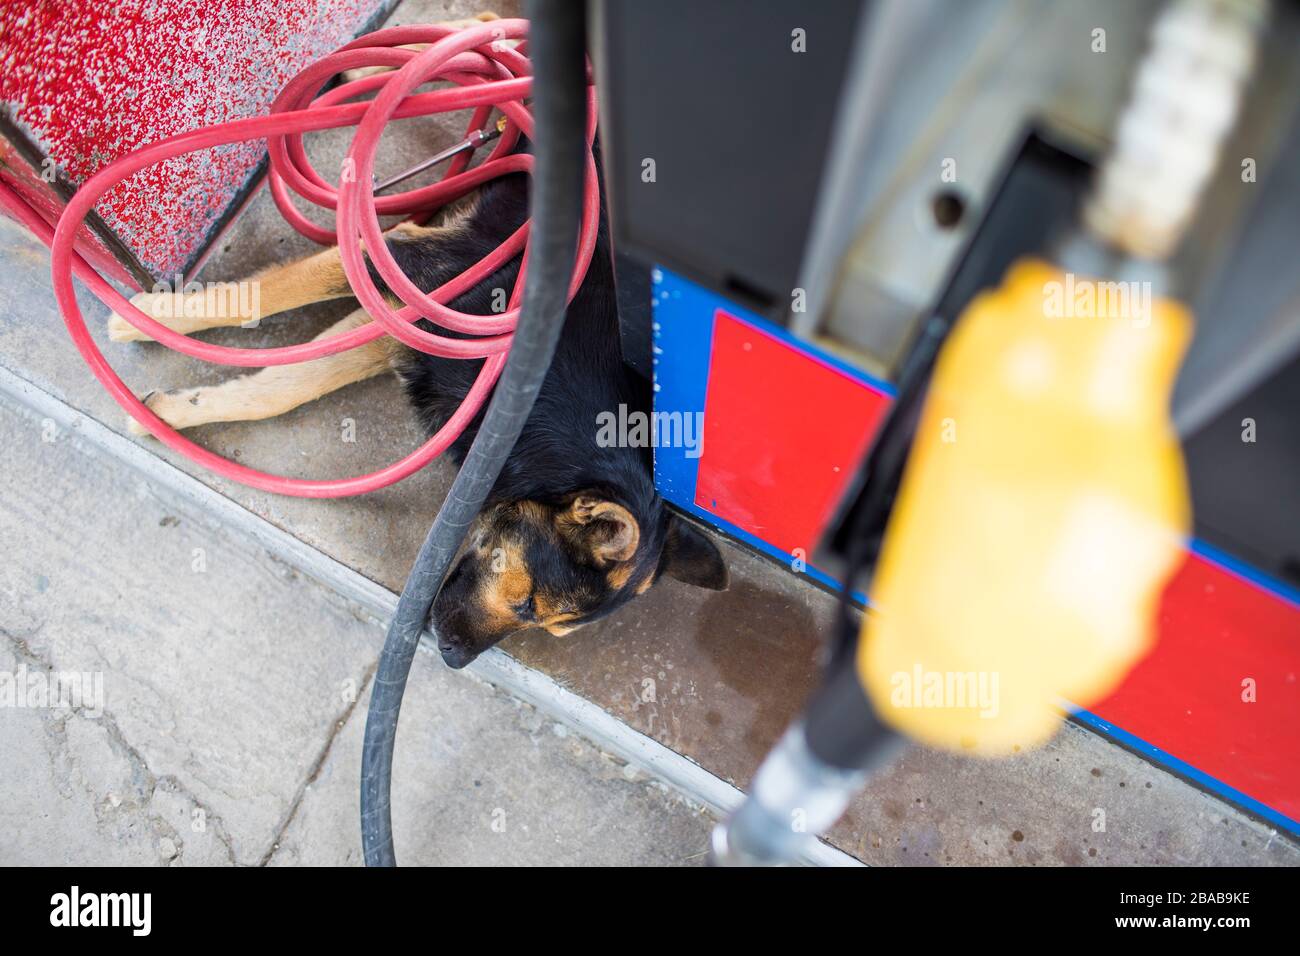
[858,259,1192,756]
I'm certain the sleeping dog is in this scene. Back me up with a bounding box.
[107,115,728,670]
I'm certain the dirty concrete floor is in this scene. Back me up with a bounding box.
[0,397,712,865]
[1,0,1296,866]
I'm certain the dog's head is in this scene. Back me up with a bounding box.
[432,493,727,668]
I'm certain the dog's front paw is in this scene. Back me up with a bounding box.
[125,391,161,437]
[127,385,216,437]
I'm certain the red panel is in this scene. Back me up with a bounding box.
[1093,555,1300,820]
[693,310,891,556]
[0,0,388,277]
[688,307,1298,825]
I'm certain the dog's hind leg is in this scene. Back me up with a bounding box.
[107,201,484,344]
[127,307,402,435]
[107,244,356,343]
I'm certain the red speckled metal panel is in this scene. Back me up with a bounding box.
[0,0,392,278]
[0,134,136,285]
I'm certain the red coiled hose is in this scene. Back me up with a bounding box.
[0,18,598,497]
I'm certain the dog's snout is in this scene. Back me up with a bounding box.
[433,605,477,670]
[438,641,476,670]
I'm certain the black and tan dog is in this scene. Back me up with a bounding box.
[108,110,727,670]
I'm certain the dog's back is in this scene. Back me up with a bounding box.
[377,153,650,507]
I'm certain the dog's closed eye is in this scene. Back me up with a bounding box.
[511,594,538,622]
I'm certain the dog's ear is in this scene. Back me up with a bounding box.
[557,495,640,565]
[663,516,729,590]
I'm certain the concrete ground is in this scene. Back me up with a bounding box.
[1,0,1296,867]
[0,396,712,865]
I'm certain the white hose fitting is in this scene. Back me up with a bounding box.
[1084,0,1267,261]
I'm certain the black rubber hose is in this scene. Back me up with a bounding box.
[360,0,589,867]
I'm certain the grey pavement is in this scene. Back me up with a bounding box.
[0,396,712,865]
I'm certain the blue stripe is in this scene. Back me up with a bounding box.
[1189,538,1300,610]
[1071,708,1300,837]
[650,268,715,510]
